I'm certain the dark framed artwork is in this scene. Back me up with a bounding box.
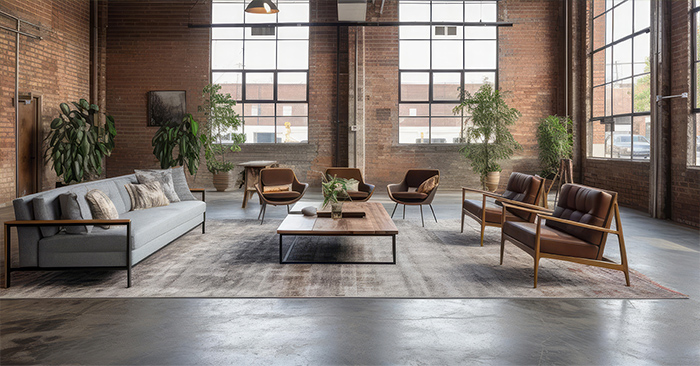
[147,90,186,126]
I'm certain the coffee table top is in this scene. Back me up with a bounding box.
[277,202,398,235]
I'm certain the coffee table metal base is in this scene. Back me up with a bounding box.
[279,234,397,264]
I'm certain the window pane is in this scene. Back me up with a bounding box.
[613,1,632,41]
[593,15,607,51]
[696,63,700,109]
[431,104,457,116]
[465,41,497,69]
[592,85,606,118]
[277,116,308,143]
[399,117,430,144]
[244,117,276,143]
[432,41,463,69]
[430,117,462,143]
[633,74,650,113]
[212,3,244,24]
[605,83,613,116]
[695,114,700,165]
[212,40,244,70]
[433,73,461,101]
[589,120,612,158]
[244,103,274,116]
[399,103,429,117]
[245,73,274,100]
[277,103,308,116]
[212,72,243,101]
[634,0,650,31]
[606,11,613,44]
[277,41,309,69]
[463,72,495,94]
[465,26,496,40]
[277,72,307,101]
[633,33,650,76]
[278,26,309,40]
[246,26,275,39]
[399,1,430,22]
[432,1,463,22]
[465,1,497,22]
[400,41,430,69]
[245,11,271,24]
[277,2,309,22]
[592,49,609,86]
[212,28,243,40]
[401,72,429,101]
[244,41,276,69]
[697,13,700,61]
[631,115,651,160]
[400,26,430,39]
[610,117,632,159]
[612,78,632,115]
[612,39,632,80]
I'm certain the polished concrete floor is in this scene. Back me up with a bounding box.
[1,189,699,365]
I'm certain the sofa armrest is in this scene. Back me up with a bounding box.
[4,219,131,227]
[189,188,206,202]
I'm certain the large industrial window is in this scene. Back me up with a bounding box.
[398,0,498,144]
[692,0,700,165]
[211,0,309,144]
[589,0,651,159]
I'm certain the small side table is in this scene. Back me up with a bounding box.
[238,160,277,208]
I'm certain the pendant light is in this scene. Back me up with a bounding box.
[245,0,279,14]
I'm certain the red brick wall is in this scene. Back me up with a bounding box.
[0,0,92,206]
[669,1,700,227]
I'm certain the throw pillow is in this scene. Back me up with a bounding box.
[134,169,180,203]
[263,184,292,193]
[417,175,439,194]
[32,197,61,237]
[171,166,197,201]
[124,181,170,210]
[85,189,119,229]
[58,192,93,234]
[344,178,360,192]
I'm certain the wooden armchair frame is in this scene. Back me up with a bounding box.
[499,192,630,288]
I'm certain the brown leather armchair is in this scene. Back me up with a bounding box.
[387,169,439,227]
[462,172,545,246]
[255,168,308,224]
[500,183,630,288]
[324,168,375,202]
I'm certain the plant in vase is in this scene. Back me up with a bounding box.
[321,174,350,219]
[45,99,117,185]
[536,115,573,179]
[199,84,246,191]
[152,113,202,176]
[453,83,521,191]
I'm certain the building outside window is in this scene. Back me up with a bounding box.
[399,0,498,144]
[211,0,309,144]
[589,0,651,160]
[692,0,700,165]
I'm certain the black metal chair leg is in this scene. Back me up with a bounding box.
[429,204,438,223]
[391,202,398,218]
[420,205,424,227]
[260,204,267,225]
[257,204,264,220]
[403,204,406,219]
[287,205,290,213]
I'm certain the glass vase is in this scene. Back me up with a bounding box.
[330,201,343,219]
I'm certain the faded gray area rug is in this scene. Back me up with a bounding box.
[0,219,686,298]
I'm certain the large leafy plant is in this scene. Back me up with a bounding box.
[45,99,116,184]
[536,115,573,179]
[199,84,246,174]
[453,83,521,186]
[152,114,202,176]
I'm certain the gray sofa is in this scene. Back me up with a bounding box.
[7,174,206,287]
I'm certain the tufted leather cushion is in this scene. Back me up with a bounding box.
[347,191,369,200]
[463,199,522,224]
[261,169,295,187]
[392,192,428,202]
[405,169,440,189]
[545,184,613,246]
[502,173,543,221]
[503,220,600,259]
[263,191,301,201]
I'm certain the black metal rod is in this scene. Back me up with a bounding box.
[126,222,131,288]
[279,234,397,264]
[191,21,514,28]
[335,25,341,167]
[5,223,11,288]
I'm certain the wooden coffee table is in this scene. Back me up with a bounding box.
[277,202,399,264]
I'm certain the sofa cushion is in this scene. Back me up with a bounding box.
[347,190,369,200]
[392,192,428,202]
[503,220,600,259]
[135,169,180,203]
[171,166,197,201]
[502,173,543,221]
[32,197,61,237]
[463,199,520,224]
[120,200,206,249]
[263,191,301,201]
[124,182,170,210]
[59,192,93,234]
[85,189,119,229]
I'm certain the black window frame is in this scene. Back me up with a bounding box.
[398,0,499,145]
[691,0,700,165]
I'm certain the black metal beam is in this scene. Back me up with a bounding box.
[190,21,514,28]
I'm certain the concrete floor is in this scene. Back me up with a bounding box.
[1,189,699,365]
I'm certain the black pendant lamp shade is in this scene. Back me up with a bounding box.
[245,0,279,14]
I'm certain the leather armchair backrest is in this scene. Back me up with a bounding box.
[325,168,363,183]
[503,173,543,221]
[405,169,440,188]
[261,168,295,187]
[546,184,614,246]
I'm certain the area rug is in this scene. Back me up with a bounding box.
[0,219,686,299]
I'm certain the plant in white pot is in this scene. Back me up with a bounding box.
[199,84,246,191]
[453,83,521,191]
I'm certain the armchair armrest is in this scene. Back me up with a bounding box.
[189,188,206,202]
[461,187,502,195]
[500,200,554,214]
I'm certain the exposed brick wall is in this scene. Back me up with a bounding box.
[0,0,92,206]
[669,1,700,227]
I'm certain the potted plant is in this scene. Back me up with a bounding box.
[151,113,202,176]
[536,115,573,179]
[45,99,117,185]
[321,174,350,219]
[453,83,521,191]
[199,84,246,191]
